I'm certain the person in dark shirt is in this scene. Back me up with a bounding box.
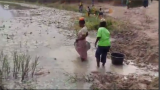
[87,6,91,17]
[99,8,103,19]
[143,0,149,8]
[92,0,94,6]
[127,0,131,9]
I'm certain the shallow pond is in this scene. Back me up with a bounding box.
[0,1,158,89]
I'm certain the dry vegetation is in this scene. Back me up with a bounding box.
[0,51,39,89]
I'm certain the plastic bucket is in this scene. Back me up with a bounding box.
[111,53,124,65]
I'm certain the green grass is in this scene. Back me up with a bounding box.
[41,2,129,32]
[74,14,129,34]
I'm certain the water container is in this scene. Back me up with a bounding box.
[111,53,124,65]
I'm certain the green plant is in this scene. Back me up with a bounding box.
[74,15,121,31]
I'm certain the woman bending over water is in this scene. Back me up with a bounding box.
[75,17,88,61]
[95,18,111,67]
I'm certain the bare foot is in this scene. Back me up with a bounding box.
[97,63,100,68]
[102,63,105,67]
[81,58,85,62]
[97,65,100,68]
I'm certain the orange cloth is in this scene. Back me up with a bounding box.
[79,17,85,21]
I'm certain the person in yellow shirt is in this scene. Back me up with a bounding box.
[92,5,96,15]
[79,2,83,12]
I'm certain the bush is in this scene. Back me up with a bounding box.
[74,15,120,31]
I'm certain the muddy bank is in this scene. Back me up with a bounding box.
[109,6,159,69]
[90,72,159,89]
[111,29,158,68]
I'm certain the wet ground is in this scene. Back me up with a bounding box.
[0,1,158,89]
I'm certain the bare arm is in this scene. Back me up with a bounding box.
[95,37,100,47]
[95,29,101,47]
[86,32,88,37]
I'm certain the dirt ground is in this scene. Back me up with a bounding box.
[98,1,159,66]
[90,1,159,89]
[90,72,159,89]
[70,1,159,68]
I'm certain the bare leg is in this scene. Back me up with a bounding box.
[96,59,100,67]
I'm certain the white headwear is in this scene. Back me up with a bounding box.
[100,18,106,22]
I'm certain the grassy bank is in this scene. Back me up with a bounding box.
[36,2,128,32]
[0,0,128,32]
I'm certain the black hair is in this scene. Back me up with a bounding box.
[79,20,85,24]
[99,21,106,27]
[100,8,102,10]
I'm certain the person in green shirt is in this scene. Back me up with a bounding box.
[95,18,111,67]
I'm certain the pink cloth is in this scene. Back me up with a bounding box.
[75,26,88,60]
[75,39,87,60]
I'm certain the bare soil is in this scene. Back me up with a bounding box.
[89,1,159,89]
[90,72,159,89]
[98,1,159,67]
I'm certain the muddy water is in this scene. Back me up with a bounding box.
[0,5,13,19]
[0,2,158,89]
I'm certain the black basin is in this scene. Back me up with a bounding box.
[111,53,124,65]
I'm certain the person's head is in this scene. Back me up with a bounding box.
[100,8,102,11]
[79,17,85,27]
[99,18,106,27]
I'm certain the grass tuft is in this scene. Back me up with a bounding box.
[0,51,39,89]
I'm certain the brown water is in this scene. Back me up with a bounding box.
[0,1,158,89]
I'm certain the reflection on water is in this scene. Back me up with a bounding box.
[0,2,35,10]
[0,5,13,19]
[0,2,37,20]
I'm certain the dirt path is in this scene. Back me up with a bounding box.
[0,1,158,89]
[99,1,158,43]
[95,1,159,66]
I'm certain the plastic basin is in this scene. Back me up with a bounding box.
[111,53,124,65]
